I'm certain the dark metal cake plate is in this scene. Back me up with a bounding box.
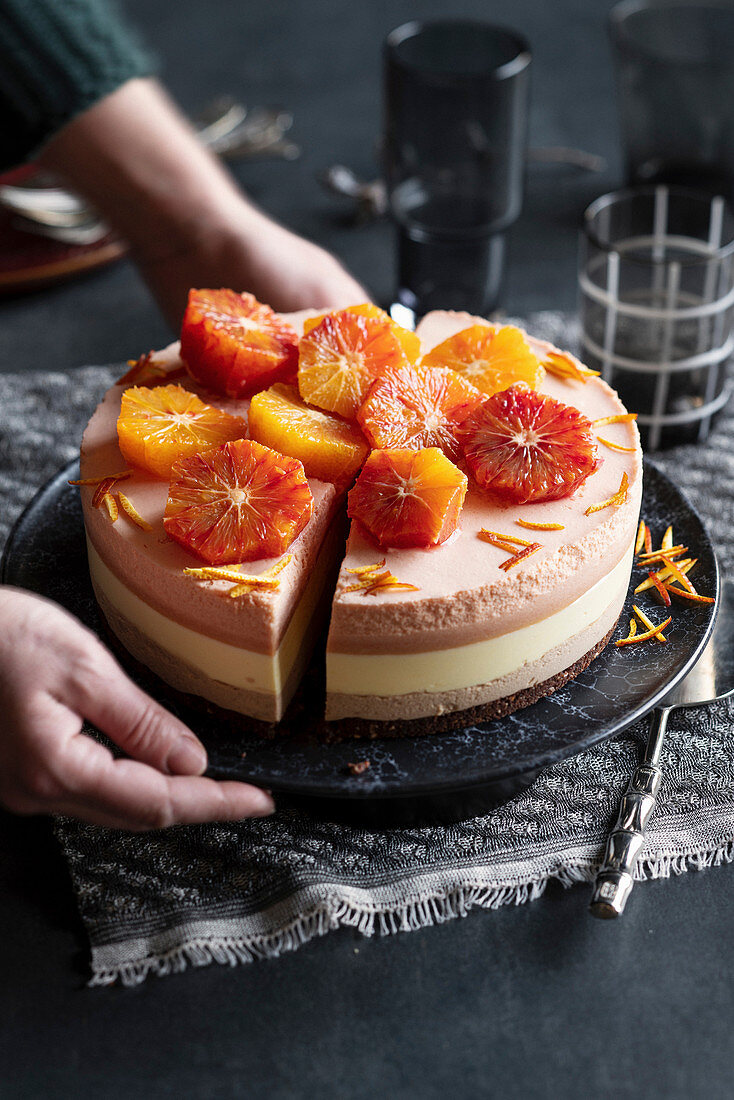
[1,459,719,826]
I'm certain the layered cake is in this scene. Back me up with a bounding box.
[77,294,642,738]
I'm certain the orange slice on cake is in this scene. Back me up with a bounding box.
[117,383,248,479]
[357,362,484,463]
[163,438,314,564]
[298,308,417,419]
[460,385,600,505]
[303,303,421,361]
[422,324,545,397]
[347,447,468,549]
[180,288,299,398]
[248,382,369,486]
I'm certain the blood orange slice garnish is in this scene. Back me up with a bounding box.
[163,438,314,564]
[347,447,468,549]
[460,385,600,505]
[117,384,248,479]
[303,304,421,361]
[180,288,299,398]
[421,324,545,397]
[298,309,416,419]
[357,362,484,463]
[248,382,369,486]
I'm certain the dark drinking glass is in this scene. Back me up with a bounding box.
[383,20,531,325]
[611,1,734,201]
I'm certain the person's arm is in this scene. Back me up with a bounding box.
[38,77,367,324]
[0,587,275,828]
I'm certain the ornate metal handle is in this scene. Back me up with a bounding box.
[590,707,669,919]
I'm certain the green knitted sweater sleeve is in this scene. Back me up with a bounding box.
[0,0,157,171]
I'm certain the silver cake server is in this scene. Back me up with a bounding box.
[590,577,734,919]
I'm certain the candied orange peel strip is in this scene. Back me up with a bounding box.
[597,435,638,454]
[102,492,118,522]
[343,566,419,597]
[634,558,695,594]
[499,543,542,571]
[543,351,600,383]
[661,525,674,551]
[661,555,697,594]
[648,571,671,606]
[644,523,652,555]
[616,614,672,647]
[116,352,187,387]
[618,618,638,644]
[69,470,133,488]
[663,585,715,605]
[636,545,688,566]
[634,519,646,555]
[593,414,638,427]
[585,472,629,515]
[480,528,534,547]
[633,605,668,643]
[118,491,152,531]
[516,518,565,531]
[183,555,292,597]
[346,560,387,577]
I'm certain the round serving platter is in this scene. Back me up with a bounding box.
[2,459,719,825]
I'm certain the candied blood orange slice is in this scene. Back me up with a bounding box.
[117,384,248,479]
[347,448,468,549]
[163,438,313,564]
[460,385,600,505]
[180,288,299,398]
[298,309,416,419]
[422,324,544,397]
[303,303,421,361]
[248,383,369,486]
[357,363,484,463]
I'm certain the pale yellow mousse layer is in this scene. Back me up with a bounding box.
[325,312,643,723]
[326,544,632,720]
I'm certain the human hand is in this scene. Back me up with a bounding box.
[0,587,275,830]
[138,209,368,327]
[39,78,368,327]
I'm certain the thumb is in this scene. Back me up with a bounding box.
[73,648,208,777]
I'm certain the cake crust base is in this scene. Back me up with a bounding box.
[320,622,618,741]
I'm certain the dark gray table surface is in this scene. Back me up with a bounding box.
[1,1,732,1097]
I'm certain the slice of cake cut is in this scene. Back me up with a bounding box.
[324,312,643,736]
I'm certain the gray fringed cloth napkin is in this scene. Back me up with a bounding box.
[2,313,734,987]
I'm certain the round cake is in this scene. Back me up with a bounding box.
[78,303,642,739]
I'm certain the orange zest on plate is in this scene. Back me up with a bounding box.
[420,324,545,397]
[634,558,695,594]
[633,604,668,643]
[584,471,629,515]
[615,614,671,646]
[118,491,153,531]
[634,519,646,555]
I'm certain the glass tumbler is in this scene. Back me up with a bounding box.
[579,185,734,449]
[383,19,531,325]
[610,0,734,200]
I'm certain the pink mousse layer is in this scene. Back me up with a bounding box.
[327,311,643,656]
[80,329,338,657]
